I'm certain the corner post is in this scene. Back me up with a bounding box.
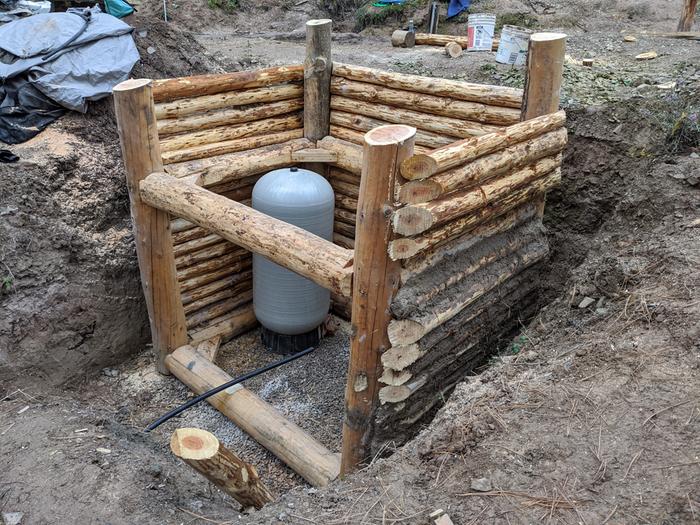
[304,18,332,175]
[113,79,188,374]
[341,125,416,475]
[678,0,698,31]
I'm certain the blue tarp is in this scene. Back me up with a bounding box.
[447,0,471,18]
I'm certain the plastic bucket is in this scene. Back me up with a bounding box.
[467,13,496,51]
[496,25,532,66]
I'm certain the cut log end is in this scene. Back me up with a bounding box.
[388,318,425,346]
[113,78,151,92]
[365,125,417,146]
[530,32,568,42]
[396,179,442,204]
[400,154,439,180]
[444,41,463,58]
[307,18,332,26]
[392,206,434,236]
[388,238,420,261]
[171,427,219,460]
[391,29,416,48]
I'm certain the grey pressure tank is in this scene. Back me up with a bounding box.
[252,167,334,352]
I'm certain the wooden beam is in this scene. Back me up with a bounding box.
[521,33,567,121]
[171,427,274,509]
[678,0,698,31]
[341,124,416,475]
[166,345,341,487]
[195,336,222,362]
[113,79,188,374]
[317,136,362,174]
[291,148,338,163]
[152,65,304,103]
[140,173,354,297]
[304,19,332,142]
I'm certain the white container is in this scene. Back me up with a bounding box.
[496,25,533,66]
[467,13,496,52]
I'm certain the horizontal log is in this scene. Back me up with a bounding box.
[332,63,523,108]
[334,207,356,225]
[174,233,225,257]
[391,29,415,48]
[330,179,359,199]
[187,290,253,328]
[155,83,303,119]
[329,125,430,155]
[388,175,557,260]
[400,110,566,180]
[162,129,304,165]
[334,220,355,238]
[179,258,252,293]
[206,174,263,194]
[328,167,361,186]
[188,303,257,345]
[152,65,304,103]
[392,155,561,235]
[330,77,519,126]
[413,33,500,51]
[400,201,538,280]
[379,367,412,386]
[330,110,453,149]
[141,173,354,296]
[175,242,247,269]
[331,291,352,319]
[220,184,254,203]
[335,192,358,213]
[165,344,341,487]
[178,251,250,283]
[333,233,355,249]
[171,217,196,234]
[331,96,500,139]
[387,240,549,346]
[160,114,303,153]
[181,269,253,305]
[291,148,338,163]
[185,278,252,317]
[397,127,568,203]
[317,136,362,174]
[378,376,427,404]
[167,139,313,187]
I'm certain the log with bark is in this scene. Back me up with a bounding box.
[181,269,253,306]
[413,33,500,51]
[171,427,274,509]
[186,288,253,328]
[444,41,463,58]
[317,136,362,175]
[175,241,247,269]
[188,303,258,345]
[391,29,416,47]
[400,110,566,180]
[179,257,252,292]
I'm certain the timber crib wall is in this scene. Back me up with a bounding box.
[113,20,567,484]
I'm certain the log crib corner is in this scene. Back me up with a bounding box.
[113,21,568,484]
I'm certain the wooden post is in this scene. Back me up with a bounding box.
[113,79,188,374]
[341,125,416,475]
[521,33,567,121]
[678,0,698,31]
[171,427,274,509]
[304,19,332,154]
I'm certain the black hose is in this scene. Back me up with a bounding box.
[145,346,316,432]
[42,10,92,62]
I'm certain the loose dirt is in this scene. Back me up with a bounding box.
[1,0,698,523]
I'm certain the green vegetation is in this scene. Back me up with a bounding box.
[354,0,426,31]
[207,0,238,12]
[494,11,538,32]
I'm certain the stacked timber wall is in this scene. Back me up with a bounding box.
[150,66,307,344]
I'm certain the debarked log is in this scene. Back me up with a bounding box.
[317,136,362,175]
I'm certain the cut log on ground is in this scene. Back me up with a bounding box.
[333,63,523,108]
[396,127,567,203]
[400,110,566,180]
[444,41,463,58]
[393,155,561,235]
[152,65,304,103]
[166,345,341,487]
[141,173,354,296]
[171,427,274,509]
[413,33,499,51]
[330,78,520,126]
[391,29,416,47]
[331,96,501,138]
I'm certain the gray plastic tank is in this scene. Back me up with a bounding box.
[252,167,334,336]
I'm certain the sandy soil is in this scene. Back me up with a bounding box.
[1,0,699,523]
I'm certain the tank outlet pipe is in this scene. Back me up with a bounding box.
[145,346,315,432]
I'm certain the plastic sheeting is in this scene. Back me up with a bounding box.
[0,8,139,143]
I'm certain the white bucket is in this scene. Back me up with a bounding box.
[467,13,496,52]
[496,25,532,66]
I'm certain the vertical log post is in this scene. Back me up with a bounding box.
[521,32,567,218]
[113,79,188,374]
[171,427,274,510]
[678,0,698,31]
[304,19,332,175]
[341,125,416,475]
[521,32,567,121]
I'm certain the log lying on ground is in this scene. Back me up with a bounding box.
[330,78,520,126]
[158,98,304,136]
[166,139,314,186]
[331,96,500,138]
[162,129,304,165]
[165,345,341,487]
[413,33,501,51]
[388,172,558,260]
[387,239,549,346]
[154,83,303,119]
[330,110,453,149]
[444,41,463,58]
[152,65,304,103]
[317,136,362,174]
[396,127,567,203]
[160,114,303,153]
[391,29,416,47]
[188,303,257,345]
[400,110,566,179]
[333,63,523,108]
[141,173,354,296]
[393,155,561,235]
[171,428,274,509]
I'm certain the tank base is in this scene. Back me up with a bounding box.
[260,325,323,355]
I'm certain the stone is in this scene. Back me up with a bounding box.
[578,297,595,309]
[470,477,492,492]
[2,513,24,525]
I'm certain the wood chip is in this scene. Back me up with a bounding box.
[635,51,658,61]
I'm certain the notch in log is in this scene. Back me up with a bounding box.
[171,427,274,509]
